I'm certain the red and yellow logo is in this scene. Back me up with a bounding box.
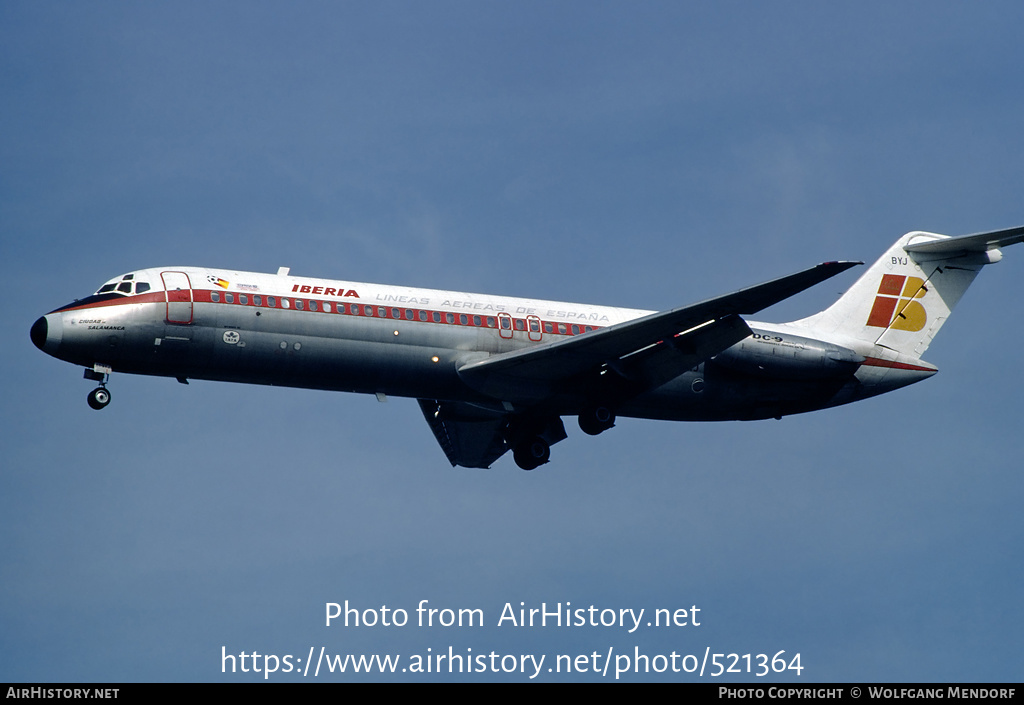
[866,274,927,331]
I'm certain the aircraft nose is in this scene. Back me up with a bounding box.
[30,316,47,350]
[30,314,63,354]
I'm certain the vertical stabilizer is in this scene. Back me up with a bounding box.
[791,227,1021,358]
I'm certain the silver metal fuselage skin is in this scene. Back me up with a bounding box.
[32,266,934,424]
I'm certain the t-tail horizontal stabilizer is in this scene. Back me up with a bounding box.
[791,225,1024,359]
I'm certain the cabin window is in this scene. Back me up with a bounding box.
[239,294,248,305]
[433,312,441,323]
[295,299,304,310]
[515,319,525,331]
[309,300,318,312]
[268,296,277,307]
[405,309,414,320]
[211,292,221,302]
[459,314,468,325]
[473,315,481,326]
[391,308,400,319]
[226,293,234,303]
[281,298,289,308]
[419,310,428,322]
[446,313,455,324]
[323,302,331,312]
[254,295,262,306]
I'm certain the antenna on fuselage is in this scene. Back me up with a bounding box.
[277,267,290,276]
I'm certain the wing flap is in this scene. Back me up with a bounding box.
[613,314,752,390]
[417,399,509,469]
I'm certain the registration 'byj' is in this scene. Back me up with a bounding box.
[32,226,1023,469]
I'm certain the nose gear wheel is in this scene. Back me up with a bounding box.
[87,386,111,410]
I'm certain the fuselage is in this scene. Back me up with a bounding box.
[31,265,936,424]
[33,226,1022,470]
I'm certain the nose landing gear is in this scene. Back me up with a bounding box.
[87,386,111,410]
[84,365,112,410]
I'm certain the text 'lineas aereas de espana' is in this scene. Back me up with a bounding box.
[326,600,701,634]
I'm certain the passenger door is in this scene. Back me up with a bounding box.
[161,271,193,324]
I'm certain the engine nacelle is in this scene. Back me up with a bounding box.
[712,330,864,380]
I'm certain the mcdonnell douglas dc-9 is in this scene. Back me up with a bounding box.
[31,226,1024,470]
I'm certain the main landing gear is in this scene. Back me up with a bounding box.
[84,366,112,410]
[512,435,550,471]
[506,408,616,470]
[578,405,616,436]
[507,416,567,471]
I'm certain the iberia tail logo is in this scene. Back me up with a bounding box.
[866,274,927,332]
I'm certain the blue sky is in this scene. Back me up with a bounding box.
[3,1,1022,682]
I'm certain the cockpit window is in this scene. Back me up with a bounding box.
[95,273,151,296]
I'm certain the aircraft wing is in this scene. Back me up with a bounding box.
[457,260,861,403]
[905,225,1024,255]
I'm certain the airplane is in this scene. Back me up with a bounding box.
[30,225,1024,470]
